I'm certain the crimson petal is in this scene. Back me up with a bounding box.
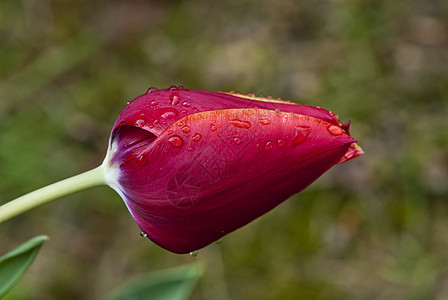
[112,88,343,139]
[107,106,358,254]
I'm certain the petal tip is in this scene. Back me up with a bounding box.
[337,143,364,164]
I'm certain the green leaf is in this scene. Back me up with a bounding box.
[103,264,203,300]
[0,235,48,298]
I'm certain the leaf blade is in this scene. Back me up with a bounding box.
[103,264,202,300]
[0,235,48,298]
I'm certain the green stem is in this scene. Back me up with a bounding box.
[0,164,107,223]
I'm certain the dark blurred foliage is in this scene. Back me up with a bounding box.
[1,0,448,299]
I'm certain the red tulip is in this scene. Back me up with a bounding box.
[104,86,363,254]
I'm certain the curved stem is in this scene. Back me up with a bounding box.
[0,164,107,223]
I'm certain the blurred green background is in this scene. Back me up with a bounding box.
[1,0,447,299]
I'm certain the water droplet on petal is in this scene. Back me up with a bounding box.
[277,139,285,147]
[258,118,271,125]
[233,137,242,145]
[265,141,273,149]
[192,133,202,142]
[178,86,185,90]
[169,85,178,92]
[170,93,180,105]
[292,126,311,146]
[182,101,191,107]
[247,93,255,97]
[146,87,158,94]
[167,129,174,135]
[180,110,187,114]
[136,154,148,166]
[229,119,251,129]
[327,125,343,135]
[160,107,179,119]
[181,125,191,133]
[329,111,339,120]
[140,231,148,237]
[134,118,147,127]
[210,124,217,131]
[190,250,199,257]
[187,146,193,152]
[275,109,283,117]
[168,135,183,147]
[150,100,158,106]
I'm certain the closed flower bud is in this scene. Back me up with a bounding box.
[104,87,363,254]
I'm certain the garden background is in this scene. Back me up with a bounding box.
[1,0,447,299]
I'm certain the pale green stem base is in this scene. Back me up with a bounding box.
[0,164,107,223]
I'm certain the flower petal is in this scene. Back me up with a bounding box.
[110,108,356,253]
[111,87,342,141]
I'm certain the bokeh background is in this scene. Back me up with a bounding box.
[1,0,447,299]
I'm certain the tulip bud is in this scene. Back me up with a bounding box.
[104,86,363,254]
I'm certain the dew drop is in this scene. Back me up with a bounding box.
[265,141,273,149]
[150,100,158,106]
[210,124,217,131]
[136,154,148,166]
[190,250,199,257]
[327,125,343,135]
[180,110,187,114]
[277,139,285,147]
[229,119,251,129]
[160,107,179,119]
[182,101,191,107]
[134,118,147,127]
[146,87,158,94]
[178,86,185,90]
[329,111,339,121]
[275,108,283,117]
[170,93,180,106]
[187,146,193,152]
[168,135,183,147]
[234,137,242,145]
[140,231,148,238]
[169,85,178,92]
[167,129,174,135]
[192,133,202,142]
[258,118,271,125]
[181,125,191,133]
[292,126,311,146]
[247,93,255,97]
[256,143,261,149]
